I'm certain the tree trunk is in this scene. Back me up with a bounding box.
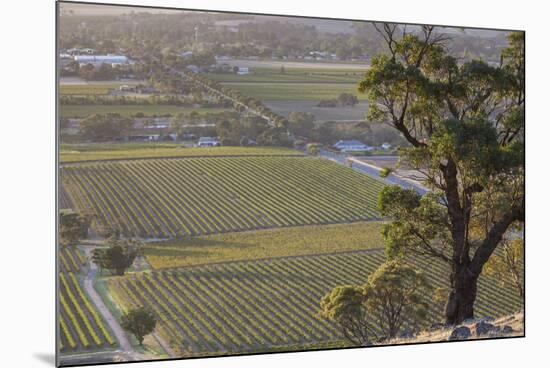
[445,264,479,325]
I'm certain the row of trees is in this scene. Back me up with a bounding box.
[79,113,133,141]
[173,67,294,146]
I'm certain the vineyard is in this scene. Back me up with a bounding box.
[60,145,302,163]
[144,221,385,269]
[60,156,385,238]
[59,247,85,273]
[106,249,523,356]
[59,248,117,352]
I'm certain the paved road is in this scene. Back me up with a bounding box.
[319,150,428,194]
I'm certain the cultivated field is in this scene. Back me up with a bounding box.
[60,156,385,238]
[60,246,86,273]
[265,100,369,121]
[216,59,370,70]
[60,84,120,96]
[144,221,385,269]
[106,249,523,356]
[206,68,363,83]
[59,247,117,352]
[60,144,302,163]
[221,82,366,101]
[60,105,231,118]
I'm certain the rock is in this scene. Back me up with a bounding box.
[449,326,471,341]
[502,325,514,334]
[399,330,415,339]
[475,321,498,336]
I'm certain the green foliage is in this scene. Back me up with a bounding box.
[306,143,321,156]
[288,111,315,137]
[379,167,392,178]
[363,260,432,338]
[59,210,91,247]
[256,127,293,147]
[79,113,133,141]
[320,260,432,342]
[216,119,243,146]
[121,307,157,346]
[92,237,141,276]
[319,286,372,345]
[337,92,359,107]
[358,27,524,323]
[378,186,451,260]
[79,63,116,81]
[483,237,524,297]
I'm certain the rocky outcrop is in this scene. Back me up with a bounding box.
[385,311,523,345]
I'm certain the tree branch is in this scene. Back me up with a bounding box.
[470,200,525,275]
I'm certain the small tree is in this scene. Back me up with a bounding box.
[121,307,157,346]
[337,92,359,107]
[59,210,91,247]
[320,260,432,343]
[363,260,432,338]
[379,167,393,178]
[306,143,320,156]
[288,111,315,138]
[92,236,141,276]
[319,286,374,346]
[483,237,524,297]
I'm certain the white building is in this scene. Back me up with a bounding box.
[237,67,249,75]
[186,64,200,73]
[74,55,130,67]
[198,137,220,147]
[333,140,372,152]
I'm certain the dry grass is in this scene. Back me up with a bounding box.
[387,311,524,345]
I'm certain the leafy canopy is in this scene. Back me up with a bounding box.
[121,307,157,346]
[320,260,432,343]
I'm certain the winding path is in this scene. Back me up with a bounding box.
[80,247,135,354]
[79,246,177,359]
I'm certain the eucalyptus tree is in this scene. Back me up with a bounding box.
[359,26,524,324]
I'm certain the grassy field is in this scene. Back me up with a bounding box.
[60,84,120,95]
[206,68,363,84]
[106,249,522,357]
[60,156,385,237]
[60,144,302,163]
[144,221,385,269]
[221,82,366,101]
[60,104,231,118]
